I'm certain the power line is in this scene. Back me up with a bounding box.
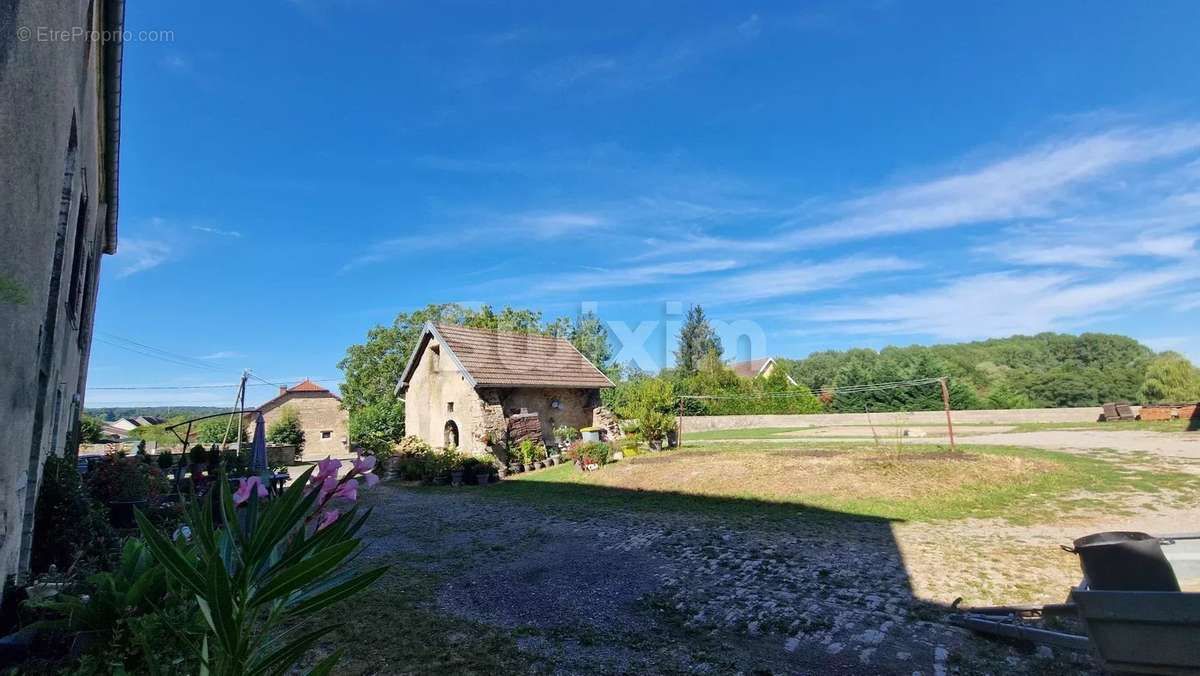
[88,377,343,391]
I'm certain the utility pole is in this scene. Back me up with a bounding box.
[939,377,957,452]
[235,369,248,453]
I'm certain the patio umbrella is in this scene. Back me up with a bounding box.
[250,412,268,474]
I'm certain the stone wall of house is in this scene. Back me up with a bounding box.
[494,388,601,446]
[403,337,488,453]
[0,0,118,591]
[257,392,349,460]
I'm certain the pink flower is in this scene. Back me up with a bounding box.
[351,455,379,487]
[310,457,342,485]
[232,477,267,505]
[333,477,359,502]
[316,509,339,531]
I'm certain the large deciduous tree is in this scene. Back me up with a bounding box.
[1141,352,1200,403]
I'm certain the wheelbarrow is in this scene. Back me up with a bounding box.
[952,531,1200,674]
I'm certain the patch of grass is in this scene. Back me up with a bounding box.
[685,426,811,440]
[482,442,1200,525]
[307,561,530,675]
[1009,419,1192,433]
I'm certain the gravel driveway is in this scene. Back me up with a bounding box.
[355,484,1097,675]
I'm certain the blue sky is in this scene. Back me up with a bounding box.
[88,1,1200,407]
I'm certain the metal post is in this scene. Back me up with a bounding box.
[678,397,684,449]
[939,377,957,452]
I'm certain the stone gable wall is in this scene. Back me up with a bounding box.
[258,392,349,460]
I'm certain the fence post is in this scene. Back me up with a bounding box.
[677,397,684,449]
[939,377,957,452]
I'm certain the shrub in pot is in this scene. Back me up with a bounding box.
[85,453,164,528]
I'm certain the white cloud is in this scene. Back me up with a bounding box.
[641,122,1200,260]
[114,239,172,277]
[810,265,1200,340]
[519,212,605,238]
[707,255,919,303]
[192,225,243,238]
[786,124,1200,247]
[537,259,740,292]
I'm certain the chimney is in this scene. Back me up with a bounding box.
[279,386,287,395]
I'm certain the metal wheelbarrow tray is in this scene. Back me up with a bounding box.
[1071,589,1200,675]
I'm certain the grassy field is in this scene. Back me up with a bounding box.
[482,442,1200,525]
[1007,418,1194,433]
[683,426,810,440]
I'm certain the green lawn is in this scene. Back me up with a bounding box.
[683,426,811,440]
[478,442,1200,525]
[1008,418,1194,433]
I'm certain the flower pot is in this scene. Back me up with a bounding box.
[507,463,521,474]
[107,499,147,529]
[383,456,402,481]
[545,457,556,467]
[535,461,545,469]
[523,463,534,472]
[451,470,464,486]
[474,471,490,486]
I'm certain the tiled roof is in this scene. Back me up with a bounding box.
[288,378,329,393]
[256,378,340,412]
[730,357,773,379]
[402,323,614,389]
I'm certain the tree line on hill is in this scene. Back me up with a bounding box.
[329,303,1200,451]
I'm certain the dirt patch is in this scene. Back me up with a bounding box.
[766,448,848,458]
[571,448,1056,505]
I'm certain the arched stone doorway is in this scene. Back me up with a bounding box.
[444,420,459,448]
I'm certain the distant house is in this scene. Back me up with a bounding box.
[248,379,348,459]
[396,323,615,453]
[104,415,164,438]
[729,357,798,386]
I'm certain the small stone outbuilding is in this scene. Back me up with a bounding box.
[249,379,349,459]
[396,323,616,455]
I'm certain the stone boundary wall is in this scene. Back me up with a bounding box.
[679,406,1128,432]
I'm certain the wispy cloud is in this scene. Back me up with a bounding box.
[706,256,920,303]
[114,239,172,278]
[339,210,607,272]
[809,264,1200,340]
[642,122,1200,259]
[192,225,243,238]
[536,259,740,292]
[197,351,244,360]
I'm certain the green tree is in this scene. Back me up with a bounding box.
[348,400,406,456]
[674,305,722,376]
[1141,352,1200,403]
[195,415,246,444]
[571,311,615,375]
[79,415,105,443]
[267,406,305,451]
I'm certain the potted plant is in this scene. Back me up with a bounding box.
[553,425,581,449]
[472,458,494,486]
[85,453,162,529]
[580,426,602,443]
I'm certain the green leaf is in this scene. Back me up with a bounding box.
[285,565,388,617]
[246,623,340,676]
[135,508,205,597]
[304,648,345,676]
[250,540,358,608]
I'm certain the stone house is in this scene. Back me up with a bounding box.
[396,323,615,455]
[249,379,350,460]
[0,0,124,588]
